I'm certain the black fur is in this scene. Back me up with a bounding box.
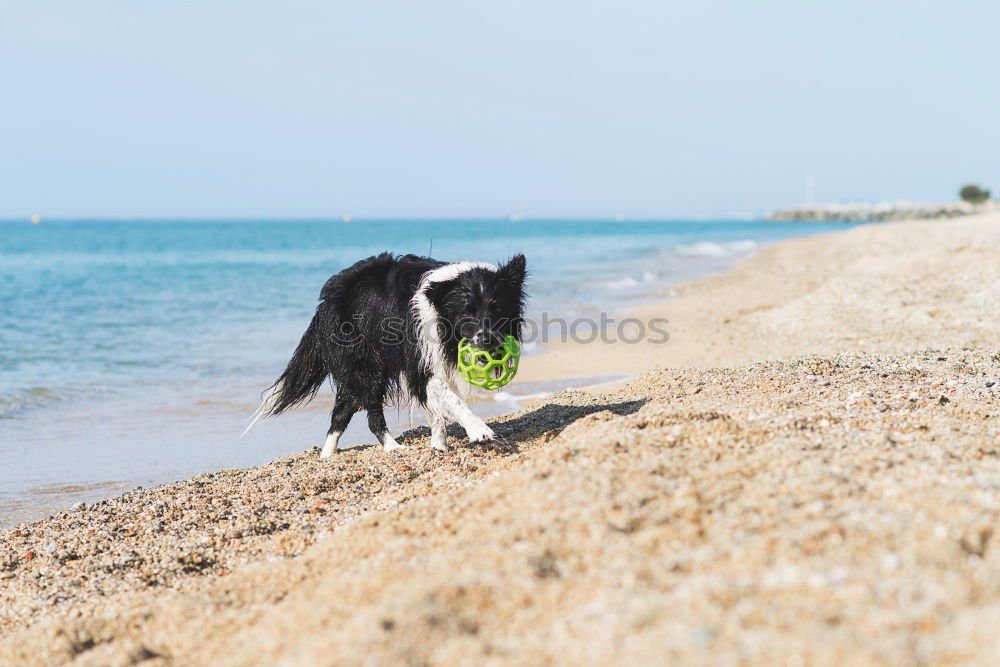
[260,252,527,446]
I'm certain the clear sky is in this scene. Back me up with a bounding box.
[2,1,998,219]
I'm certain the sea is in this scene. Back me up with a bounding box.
[0,218,855,525]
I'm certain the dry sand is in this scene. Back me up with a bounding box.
[3,212,1000,666]
[521,211,1000,380]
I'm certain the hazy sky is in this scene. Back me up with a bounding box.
[2,1,997,219]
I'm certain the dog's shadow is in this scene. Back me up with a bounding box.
[399,399,647,454]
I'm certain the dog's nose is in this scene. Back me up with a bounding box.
[471,330,502,349]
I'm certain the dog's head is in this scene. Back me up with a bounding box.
[426,254,527,352]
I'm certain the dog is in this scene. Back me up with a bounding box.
[250,252,527,457]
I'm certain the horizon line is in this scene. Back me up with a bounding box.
[0,214,765,223]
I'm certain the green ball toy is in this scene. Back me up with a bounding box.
[457,335,520,390]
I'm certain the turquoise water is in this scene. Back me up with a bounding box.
[0,218,854,523]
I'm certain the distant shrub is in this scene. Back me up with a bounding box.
[959,184,990,204]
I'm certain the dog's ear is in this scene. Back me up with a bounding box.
[497,254,526,292]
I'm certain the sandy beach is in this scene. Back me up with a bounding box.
[3,212,1000,665]
[521,211,1000,380]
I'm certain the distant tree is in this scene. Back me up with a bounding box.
[959,184,990,204]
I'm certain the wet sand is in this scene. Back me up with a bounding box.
[3,211,1000,665]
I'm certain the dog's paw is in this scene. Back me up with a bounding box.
[466,428,515,452]
[465,423,495,443]
[320,432,342,459]
[429,429,451,451]
[383,434,408,453]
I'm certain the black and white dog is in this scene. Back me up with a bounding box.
[251,252,527,457]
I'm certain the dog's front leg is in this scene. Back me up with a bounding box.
[424,407,450,452]
[426,377,495,443]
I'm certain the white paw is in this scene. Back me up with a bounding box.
[320,432,341,459]
[465,422,495,443]
[383,434,407,453]
[430,435,451,452]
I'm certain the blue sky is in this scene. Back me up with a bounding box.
[2,1,997,219]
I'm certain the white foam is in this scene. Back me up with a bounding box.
[492,390,551,402]
[602,277,642,289]
[674,239,757,258]
[599,271,660,290]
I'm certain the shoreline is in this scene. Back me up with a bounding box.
[521,211,1000,382]
[0,224,777,529]
[4,211,1000,663]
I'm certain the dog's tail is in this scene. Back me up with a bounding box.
[243,313,328,435]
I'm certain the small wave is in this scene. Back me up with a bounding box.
[0,387,61,418]
[674,239,757,258]
[602,277,641,289]
[0,384,112,418]
[492,390,552,403]
[596,271,661,290]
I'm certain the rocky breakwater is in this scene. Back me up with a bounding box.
[769,199,1000,222]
